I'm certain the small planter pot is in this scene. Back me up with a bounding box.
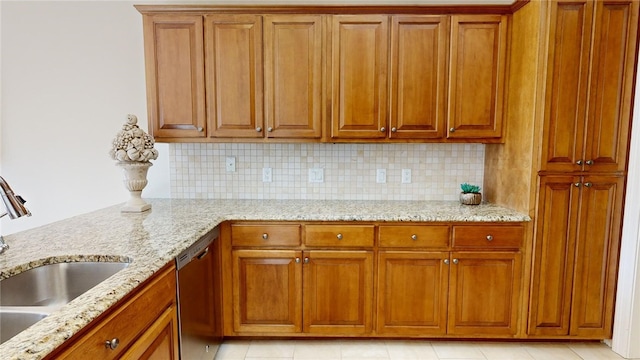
[460,192,482,205]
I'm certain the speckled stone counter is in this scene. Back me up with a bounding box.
[0,199,529,359]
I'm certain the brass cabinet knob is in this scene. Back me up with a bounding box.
[444,259,450,265]
[336,233,343,240]
[411,234,417,241]
[585,160,594,165]
[576,160,583,165]
[452,258,459,264]
[449,128,456,132]
[486,235,493,241]
[574,182,582,187]
[267,127,273,132]
[262,233,268,240]
[196,127,204,132]
[256,127,262,132]
[295,257,301,263]
[584,182,593,187]
[380,127,386,132]
[105,338,120,350]
[304,257,310,264]
[391,127,397,132]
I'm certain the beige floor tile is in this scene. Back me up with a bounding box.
[475,342,534,360]
[568,342,624,360]
[385,340,439,359]
[245,340,296,358]
[215,340,251,360]
[340,339,390,359]
[431,341,486,359]
[523,343,582,360]
[293,340,342,360]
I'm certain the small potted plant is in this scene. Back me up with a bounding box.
[460,183,482,205]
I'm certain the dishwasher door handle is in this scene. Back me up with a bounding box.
[196,247,209,260]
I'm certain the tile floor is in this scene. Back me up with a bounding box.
[213,339,640,360]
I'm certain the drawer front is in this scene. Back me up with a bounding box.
[232,223,301,247]
[305,224,374,247]
[378,225,450,248]
[58,265,176,360]
[452,225,523,249]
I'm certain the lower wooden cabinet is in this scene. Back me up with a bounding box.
[231,248,374,335]
[50,263,178,360]
[529,175,624,338]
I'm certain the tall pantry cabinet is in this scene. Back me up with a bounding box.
[485,0,638,340]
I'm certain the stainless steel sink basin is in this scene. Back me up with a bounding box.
[0,309,48,344]
[0,262,129,307]
[0,261,129,344]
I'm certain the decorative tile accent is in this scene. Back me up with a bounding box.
[169,143,485,201]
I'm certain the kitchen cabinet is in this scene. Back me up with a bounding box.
[205,14,263,139]
[389,15,448,139]
[378,224,522,337]
[141,15,206,140]
[540,0,638,173]
[51,263,178,360]
[137,6,512,143]
[228,223,374,336]
[447,15,507,140]
[529,175,625,338]
[330,15,389,140]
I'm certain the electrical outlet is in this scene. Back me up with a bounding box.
[402,169,412,184]
[225,157,236,172]
[308,168,324,183]
[376,169,387,183]
[262,167,272,182]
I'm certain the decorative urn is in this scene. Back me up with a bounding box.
[109,114,159,212]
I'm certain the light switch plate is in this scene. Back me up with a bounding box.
[402,169,412,184]
[225,157,236,172]
[262,167,272,182]
[376,169,387,183]
[308,168,324,183]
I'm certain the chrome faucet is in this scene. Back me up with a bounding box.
[0,176,31,254]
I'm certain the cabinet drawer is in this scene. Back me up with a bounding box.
[452,225,523,249]
[232,223,301,247]
[57,265,176,360]
[378,225,450,248]
[305,224,374,247]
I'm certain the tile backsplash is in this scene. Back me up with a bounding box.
[169,143,484,201]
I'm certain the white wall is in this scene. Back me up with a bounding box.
[0,1,170,235]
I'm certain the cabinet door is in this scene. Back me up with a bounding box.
[448,251,521,336]
[232,250,302,333]
[377,251,448,335]
[303,250,374,334]
[142,15,206,139]
[331,15,388,139]
[583,1,639,173]
[120,306,179,360]
[205,15,263,138]
[264,15,323,139]
[389,16,448,139]
[540,1,593,172]
[571,175,625,337]
[448,15,507,139]
[528,176,580,336]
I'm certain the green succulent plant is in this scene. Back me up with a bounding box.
[460,183,481,194]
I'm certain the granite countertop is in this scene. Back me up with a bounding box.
[0,199,529,360]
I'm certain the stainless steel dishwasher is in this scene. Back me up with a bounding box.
[176,226,222,359]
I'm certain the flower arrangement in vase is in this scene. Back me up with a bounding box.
[459,183,482,205]
[109,114,159,212]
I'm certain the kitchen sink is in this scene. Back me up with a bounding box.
[0,310,49,344]
[0,261,130,344]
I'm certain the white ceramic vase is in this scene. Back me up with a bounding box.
[117,161,152,212]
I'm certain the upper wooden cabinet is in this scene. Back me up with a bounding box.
[205,14,263,138]
[138,7,513,143]
[389,15,449,139]
[142,15,206,139]
[540,0,638,173]
[330,15,389,139]
[448,15,507,139]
